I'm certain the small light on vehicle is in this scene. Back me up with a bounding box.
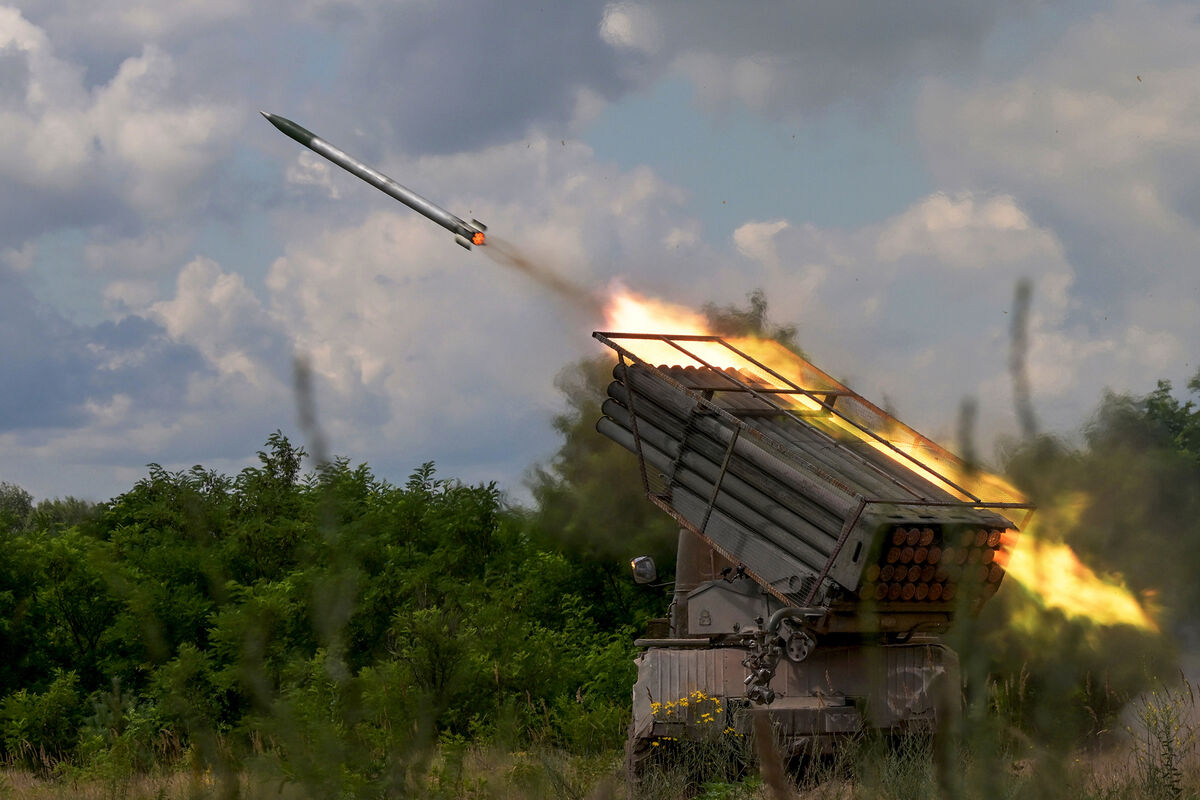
[630,555,657,584]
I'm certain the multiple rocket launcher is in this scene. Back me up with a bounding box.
[593,332,1031,633]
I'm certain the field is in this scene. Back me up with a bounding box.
[4,670,1199,799]
[4,712,1198,800]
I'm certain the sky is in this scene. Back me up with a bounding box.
[2,0,1198,505]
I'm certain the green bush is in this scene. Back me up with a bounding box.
[1,669,85,767]
[77,680,176,777]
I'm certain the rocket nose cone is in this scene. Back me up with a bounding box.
[261,112,316,147]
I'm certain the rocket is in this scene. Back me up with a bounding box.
[262,112,487,250]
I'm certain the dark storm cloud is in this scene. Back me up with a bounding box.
[326,1,638,154]
[0,179,132,248]
[642,0,1029,115]
[10,0,1027,185]
[0,267,210,431]
[314,0,1025,154]
[0,43,31,104]
[657,1,997,61]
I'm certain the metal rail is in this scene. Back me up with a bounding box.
[594,330,1037,606]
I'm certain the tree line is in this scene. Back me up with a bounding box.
[0,432,668,787]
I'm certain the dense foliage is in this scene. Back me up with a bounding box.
[0,434,658,788]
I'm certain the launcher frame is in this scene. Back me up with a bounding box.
[594,331,1036,612]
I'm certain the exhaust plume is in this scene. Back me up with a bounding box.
[480,236,604,320]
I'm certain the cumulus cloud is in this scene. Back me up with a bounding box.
[875,193,1058,275]
[0,263,208,434]
[89,46,238,215]
[597,1,1029,118]
[916,0,1200,398]
[600,3,663,55]
[16,0,251,56]
[919,4,1200,259]
[17,0,1021,164]
[249,175,1140,493]
[733,219,789,271]
[150,257,293,386]
[0,0,713,500]
[0,252,300,501]
[0,7,238,252]
[713,191,1160,455]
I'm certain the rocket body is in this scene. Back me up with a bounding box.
[262,112,486,249]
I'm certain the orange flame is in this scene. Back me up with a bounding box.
[603,286,734,367]
[601,286,1022,504]
[472,231,486,246]
[997,494,1156,630]
[603,286,831,394]
[603,286,709,339]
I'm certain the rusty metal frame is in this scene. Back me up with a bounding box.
[600,336,861,499]
[618,351,651,495]
[700,426,740,535]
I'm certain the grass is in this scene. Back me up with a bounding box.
[1,746,625,800]
[1124,674,1198,800]
[3,671,1196,800]
[0,768,221,800]
[4,710,1198,800]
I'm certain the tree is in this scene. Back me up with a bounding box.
[0,481,32,534]
[703,288,801,350]
[27,496,97,534]
[1141,371,1200,461]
